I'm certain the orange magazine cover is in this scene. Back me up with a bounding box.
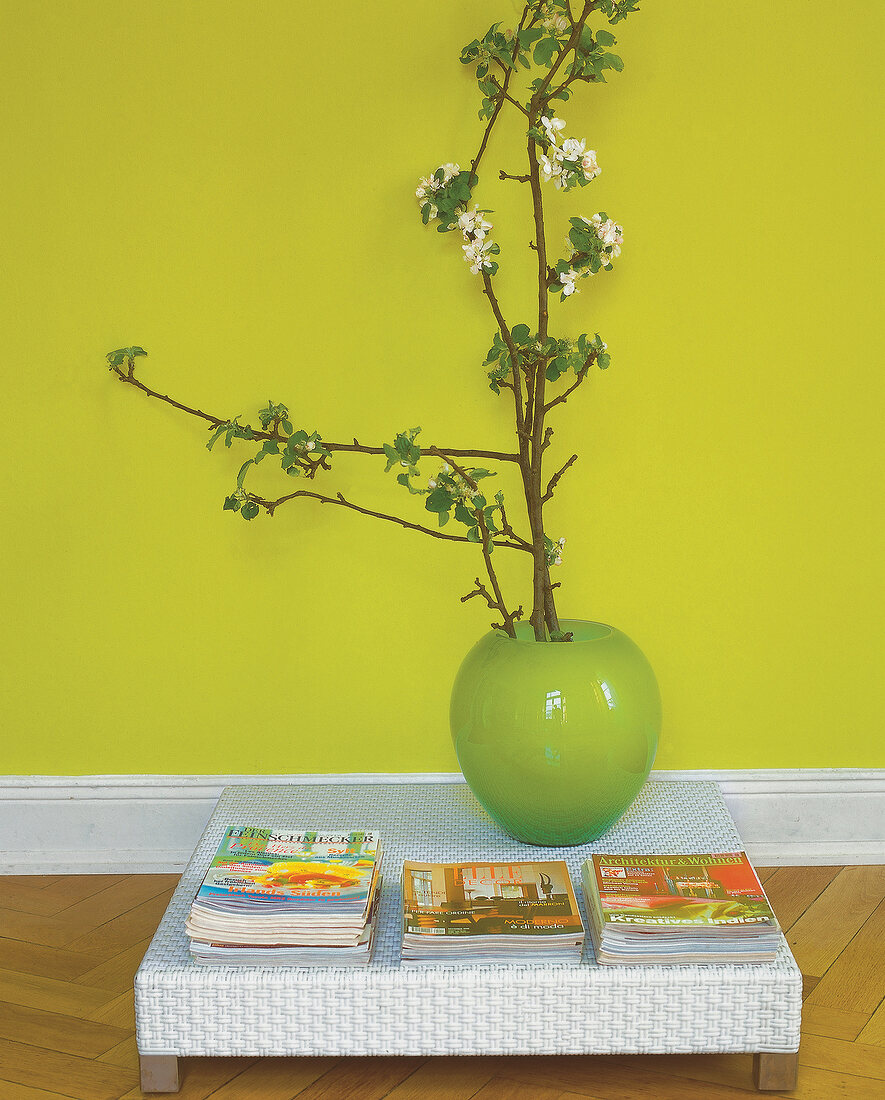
[402,859,584,937]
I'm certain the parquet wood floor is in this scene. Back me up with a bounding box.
[0,867,882,1099]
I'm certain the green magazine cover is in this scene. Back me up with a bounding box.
[196,827,380,905]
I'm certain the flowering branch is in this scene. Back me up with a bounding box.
[104,0,641,640]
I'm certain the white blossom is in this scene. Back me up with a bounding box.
[581,149,601,181]
[541,115,566,145]
[540,7,570,34]
[462,236,496,274]
[305,441,315,451]
[539,120,601,190]
[539,154,563,184]
[458,206,493,239]
[416,163,461,221]
[428,478,437,489]
[598,218,623,246]
[559,269,580,296]
[561,137,586,162]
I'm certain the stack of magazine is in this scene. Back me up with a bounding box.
[581,851,780,965]
[401,859,585,963]
[186,826,382,966]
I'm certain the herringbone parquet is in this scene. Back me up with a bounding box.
[0,866,882,1099]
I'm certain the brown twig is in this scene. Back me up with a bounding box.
[467,7,531,187]
[335,440,519,463]
[461,576,523,638]
[111,367,235,432]
[544,361,592,412]
[481,275,527,437]
[535,1,595,103]
[248,488,530,551]
[542,454,578,503]
[488,76,530,117]
[111,366,520,463]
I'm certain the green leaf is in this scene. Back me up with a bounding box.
[466,526,482,543]
[518,26,544,48]
[578,26,596,55]
[241,500,259,521]
[236,459,253,488]
[533,35,558,67]
[222,494,241,512]
[454,502,475,526]
[382,443,400,472]
[511,323,531,344]
[596,29,616,46]
[425,487,454,513]
[206,423,228,451]
[437,509,450,527]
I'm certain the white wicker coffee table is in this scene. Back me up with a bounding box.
[135,781,801,1093]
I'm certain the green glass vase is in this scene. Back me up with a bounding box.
[450,619,661,846]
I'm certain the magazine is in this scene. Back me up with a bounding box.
[187,826,382,965]
[189,878,383,967]
[582,852,781,964]
[195,827,381,909]
[401,859,584,963]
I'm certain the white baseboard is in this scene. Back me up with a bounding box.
[1,770,882,873]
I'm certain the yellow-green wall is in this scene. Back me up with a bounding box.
[2,1,882,775]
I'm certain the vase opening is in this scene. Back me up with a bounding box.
[503,619,614,644]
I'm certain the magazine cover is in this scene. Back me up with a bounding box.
[196,827,380,906]
[587,852,776,928]
[402,859,583,938]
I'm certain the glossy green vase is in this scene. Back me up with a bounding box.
[450,619,661,846]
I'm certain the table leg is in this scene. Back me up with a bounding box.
[140,1054,180,1093]
[753,1051,798,1091]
